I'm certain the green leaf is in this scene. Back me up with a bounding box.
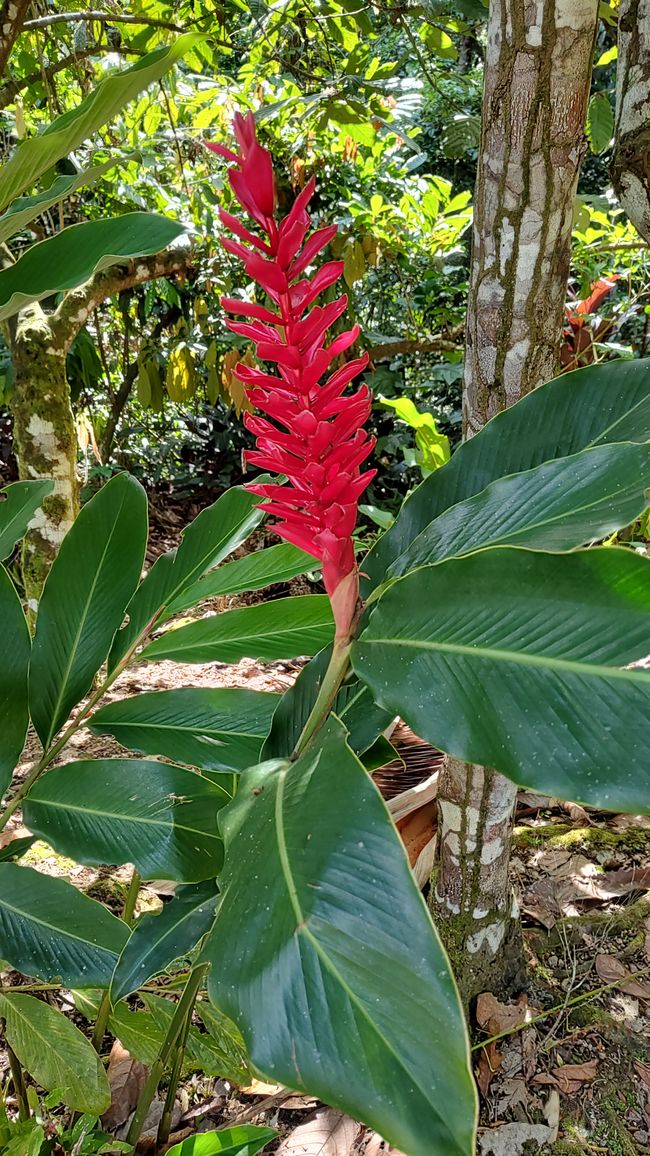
[139,596,333,665]
[0,214,187,322]
[23,760,230,882]
[0,564,30,795]
[205,719,477,1155]
[166,543,316,616]
[110,881,219,1004]
[109,486,264,672]
[107,1005,165,1065]
[0,835,36,862]
[0,157,134,247]
[587,91,614,153]
[363,357,650,592]
[0,36,201,212]
[354,547,650,812]
[0,993,110,1114]
[0,480,53,559]
[90,688,279,772]
[165,1127,277,1156]
[195,1001,252,1086]
[141,993,249,1080]
[29,473,148,748]
[0,863,129,987]
[262,645,393,760]
[390,442,650,577]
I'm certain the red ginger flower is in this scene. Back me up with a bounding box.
[208,112,375,641]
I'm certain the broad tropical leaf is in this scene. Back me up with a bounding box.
[90,688,279,772]
[388,442,650,577]
[110,880,219,1003]
[0,564,30,795]
[195,1001,252,1086]
[142,993,249,1080]
[0,158,133,246]
[0,864,129,987]
[364,357,650,590]
[0,835,35,862]
[205,719,477,1156]
[167,542,316,615]
[0,37,201,212]
[0,480,53,559]
[0,215,186,322]
[354,547,650,812]
[109,486,264,671]
[0,993,110,1113]
[29,473,147,748]
[165,1127,277,1156]
[140,596,333,665]
[262,645,392,759]
[23,760,231,882]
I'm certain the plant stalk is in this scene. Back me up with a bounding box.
[91,870,142,1054]
[155,992,194,1148]
[126,963,208,1147]
[6,1040,30,1122]
[292,639,351,758]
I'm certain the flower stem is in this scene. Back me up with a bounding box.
[292,639,351,759]
[126,963,209,1147]
[91,870,142,1055]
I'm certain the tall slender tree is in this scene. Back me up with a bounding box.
[431,0,600,1001]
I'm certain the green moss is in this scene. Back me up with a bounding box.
[595,1100,637,1156]
[22,840,76,874]
[514,824,650,853]
[544,1143,584,1156]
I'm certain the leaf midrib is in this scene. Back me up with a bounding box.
[359,636,650,680]
[27,795,224,840]
[273,762,452,1133]
[0,896,119,954]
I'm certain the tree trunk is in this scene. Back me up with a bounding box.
[431,0,599,1005]
[612,1,650,243]
[10,303,79,613]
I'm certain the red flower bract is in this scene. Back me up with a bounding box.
[210,112,376,641]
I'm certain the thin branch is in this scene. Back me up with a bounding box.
[23,10,184,33]
[0,47,142,110]
[50,242,195,350]
[0,0,32,76]
[367,330,464,361]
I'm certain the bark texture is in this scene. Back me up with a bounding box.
[612,1,650,244]
[0,0,32,78]
[7,246,193,608]
[464,0,598,433]
[432,0,598,1005]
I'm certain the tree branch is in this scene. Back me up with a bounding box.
[367,329,464,362]
[0,0,33,77]
[0,47,142,110]
[23,10,184,32]
[50,242,195,350]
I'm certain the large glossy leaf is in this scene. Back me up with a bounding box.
[262,645,392,759]
[0,214,186,322]
[0,993,110,1113]
[0,37,200,212]
[165,1127,277,1156]
[205,719,477,1156]
[23,760,231,882]
[0,157,132,246]
[354,546,650,812]
[109,486,264,671]
[0,863,129,987]
[29,473,148,748]
[0,564,30,795]
[90,688,279,772]
[110,880,219,1004]
[167,542,316,616]
[140,596,333,665]
[389,441,650,578]
[364,357,650,590]
[0,480,53,559]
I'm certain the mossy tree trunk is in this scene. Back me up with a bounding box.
[431,0,599,1005]
[5,247,192,610]
[10,303,79,614]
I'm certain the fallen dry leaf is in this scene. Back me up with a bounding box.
[478,1122,552,1154]
[476,993,534,1036]
[550,1058,598,1095]
[396,800,436,870]
[477,1041,503,1098]
[363,1135,405,1156]
[275,1107,360,1155]
[634,1061,650,1091]
[595,953,650,1000]
[559,801,590,825]
[544,1089,560,1143]
[101,1040,148,1131]
[241,1078,284,1095]
[523,862,650,927]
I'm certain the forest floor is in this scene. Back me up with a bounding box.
[2,495,649,1156]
